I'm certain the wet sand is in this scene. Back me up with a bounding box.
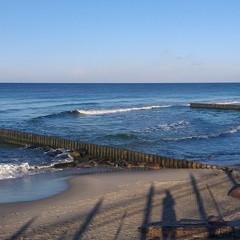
[1,168,240,239]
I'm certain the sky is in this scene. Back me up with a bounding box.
[0,0,240,83]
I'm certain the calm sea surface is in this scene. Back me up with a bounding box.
[1,83,240,182]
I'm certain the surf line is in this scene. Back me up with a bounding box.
[77,105,170,115]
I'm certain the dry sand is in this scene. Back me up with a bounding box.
[1,168,240,239]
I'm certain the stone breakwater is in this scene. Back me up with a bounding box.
[0,128,226,171]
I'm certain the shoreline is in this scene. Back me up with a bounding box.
[1,168,240,239]
[0,167,111,203]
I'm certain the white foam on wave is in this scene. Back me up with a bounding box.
[210,99,240,105]
[156,120,191,131]
[77,105,170,115]
[227,125,240,134]
[44,148,73,161]
[0,162,36,180]
[165,134,211,142]
[165,125,240,142]
[0,148,74,180]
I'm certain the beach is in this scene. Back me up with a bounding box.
[1,168,240,239]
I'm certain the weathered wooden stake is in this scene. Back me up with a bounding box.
[139,224,240,239]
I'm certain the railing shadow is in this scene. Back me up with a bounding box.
[140,174,238,239]
[9,216,37,240]
[206,184,222,217]
[113,211,126,240]
[72,197,103,240]
[140,183,155,240]
[190,173,207,222]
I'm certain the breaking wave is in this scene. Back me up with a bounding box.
[0,148,73,180]
[209,99,240,105]
[164,125,240,142]
[31,110,77,121]
[0,163,37,180]
[151,120,191,131]
[77,105,170,115]
[105,133,139,141]
[30,104,188,120]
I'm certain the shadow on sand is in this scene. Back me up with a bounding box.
[8,171,240,239]
[9,217,37,240]
[72,197,103,240]
[140,183,155,240]
[139,173,240,239]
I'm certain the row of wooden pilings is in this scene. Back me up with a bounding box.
[190,103,240,110]
[0,128,225,170]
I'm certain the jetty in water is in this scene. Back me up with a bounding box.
[190,103,240,110]
[0,128,226,171]
[1,103,239,171]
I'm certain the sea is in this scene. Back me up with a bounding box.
[1,83,240,202]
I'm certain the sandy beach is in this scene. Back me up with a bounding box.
[1,168,240,240]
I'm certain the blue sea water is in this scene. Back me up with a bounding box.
[1,83,240,182]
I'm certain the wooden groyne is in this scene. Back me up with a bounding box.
[190,103,240,110]
[0,128,225,170]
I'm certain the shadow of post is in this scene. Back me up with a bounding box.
[72,197,103,240]
[190,174,207,222]
[140,183,155,240]
[162,189,177,240]
[9,217,37,240]
[113,211,126,240]
[206,184,222,217]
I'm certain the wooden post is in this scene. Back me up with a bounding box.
[139,224,240,239]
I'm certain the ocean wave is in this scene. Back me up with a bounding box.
[30,110,78,122]
[225,125,240,134]
[164,134,213,142]
[210,99,240,105]
[44,148,73,161]
[105,133,139,141]
[0,148,73,180]
[77,105,170,115]
[152,120,191,131]
[0,162,37,180]
[30,104,185,120]
[164,125,240,142]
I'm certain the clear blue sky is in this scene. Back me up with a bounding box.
[0,0,240,83]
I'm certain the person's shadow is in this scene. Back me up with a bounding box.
[162,189,177,240]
